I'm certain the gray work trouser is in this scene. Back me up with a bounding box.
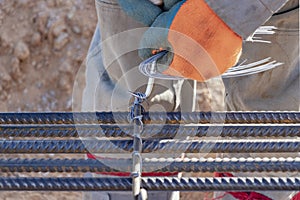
[217,1,299,199]
[81,0,194,199]
[81,0,299,199]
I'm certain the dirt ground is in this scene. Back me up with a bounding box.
[0,0,96,112]
[0,0,215,199]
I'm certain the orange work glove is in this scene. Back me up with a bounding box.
[118,0,242,81]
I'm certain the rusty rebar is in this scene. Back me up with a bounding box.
[0,124,298,138]
[0,112,298,124]
[0,177,298,191]
[0,157,298,173]
[0,139,298,154]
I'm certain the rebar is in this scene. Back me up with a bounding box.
[0,139,298,154]
[0,112,299,124]
[129,92,145,199]
[0,124,299,138]
[0,177,298,191]
[0,158,299,173]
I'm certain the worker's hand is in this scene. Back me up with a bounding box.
[118,0,242,81]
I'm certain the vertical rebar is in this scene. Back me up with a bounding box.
[129,92,146,200]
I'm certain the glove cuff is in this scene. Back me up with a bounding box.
[204,0,288,39]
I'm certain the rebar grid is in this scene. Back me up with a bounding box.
[0,111,299,193]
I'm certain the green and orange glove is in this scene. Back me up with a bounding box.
[118,0,242,81]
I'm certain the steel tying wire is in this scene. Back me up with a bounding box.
[140,45,284,79]
[0,124,299,138]
[139,50,182,80]
[0,177,298,191]
[0,139,298,153]
[0,112,299,124]
[222,57,283,78]
[128,92,146,199]
[0,157,299,173]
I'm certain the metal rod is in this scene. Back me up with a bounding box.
[0,139,298,153]
[0,177,298,191]
[0,124,299,138]
[0,158,299,173]
[129,92,145,199]
[0,112,298,124]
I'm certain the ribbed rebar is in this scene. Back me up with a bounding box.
[0,177,298,191]
[0,139,298,154]
[0,112,299,124]
[129,93,144,199]
[0,124,299,138]
[0,158,299,173]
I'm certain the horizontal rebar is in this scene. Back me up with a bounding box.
[0,177,298,191]
[0,139,298,154]
[0,124,299,138]
[0,112,299,124]
[0,158,299,173]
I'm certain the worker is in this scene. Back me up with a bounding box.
[81,0,299,199]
